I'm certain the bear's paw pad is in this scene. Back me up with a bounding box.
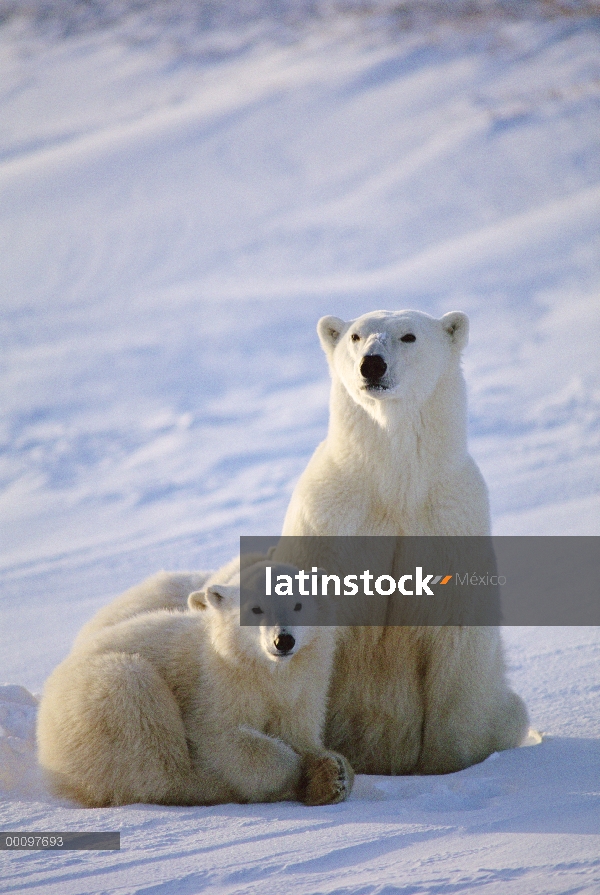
[300,752,354,806]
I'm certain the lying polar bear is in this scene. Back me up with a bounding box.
[37,562,353,807]
[277,309,529,775]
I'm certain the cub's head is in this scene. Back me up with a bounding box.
[188,561,329,668]
[317,309,468,410]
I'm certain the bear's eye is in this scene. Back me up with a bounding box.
[350,333,361,342]
[294,602,302,611]
[401,333,416,343]
[251,606,264,615]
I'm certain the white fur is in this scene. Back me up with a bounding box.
[37,565,353,807]
[284,309,489,538]
[279,309,528,774]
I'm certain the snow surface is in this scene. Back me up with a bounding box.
[1,3,599,893]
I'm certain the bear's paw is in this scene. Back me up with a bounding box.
[299,752,354,806]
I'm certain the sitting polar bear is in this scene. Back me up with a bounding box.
[37,563,353,807]
[278,309,528,775]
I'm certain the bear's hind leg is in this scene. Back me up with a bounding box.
[37,652,192,806]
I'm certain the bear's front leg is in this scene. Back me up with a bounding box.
[200,725,303,804]
[298,751,355,806]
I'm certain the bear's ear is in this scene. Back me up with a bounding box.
[317,316,347,354]
[441,311,469,350]
[188,589,208,611]
[203,584,238,612]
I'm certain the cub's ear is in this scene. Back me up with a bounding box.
[188,585,237,611]
[441,311,469,350]
[188,589,208,611]
[197,584,238,611]
[317,316,347,354]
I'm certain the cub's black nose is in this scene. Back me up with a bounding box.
[274,633,295,654]
[360,354,387,381]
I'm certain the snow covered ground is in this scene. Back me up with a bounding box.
[1,3,599,892]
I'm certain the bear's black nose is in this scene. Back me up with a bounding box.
[360,354,387,381]
[274,633,295,654]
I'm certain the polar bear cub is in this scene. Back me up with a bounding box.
[278,309,528,774]
[37,563,353,807]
